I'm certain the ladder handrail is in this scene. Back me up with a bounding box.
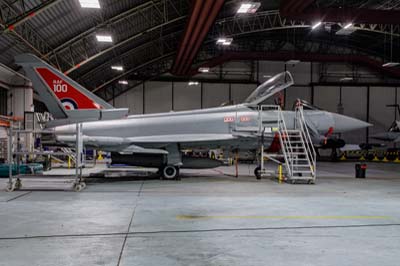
[295,105,317,178]
[275,106,295,177]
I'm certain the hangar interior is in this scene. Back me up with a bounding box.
[1,0,400,265]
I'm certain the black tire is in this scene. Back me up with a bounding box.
[162,165,180,180]
[254,166,262,180]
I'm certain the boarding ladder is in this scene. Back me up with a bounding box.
[277,104,316,183]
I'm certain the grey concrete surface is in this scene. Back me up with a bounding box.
[0,162,400,265]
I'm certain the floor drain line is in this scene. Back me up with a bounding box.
[116,181,144,266]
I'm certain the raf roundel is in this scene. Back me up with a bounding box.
[61,98,78,110]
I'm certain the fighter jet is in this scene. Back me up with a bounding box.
[15,54,371,179]
[371,104,400,143]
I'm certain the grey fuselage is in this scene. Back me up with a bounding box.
[52,104,367,152]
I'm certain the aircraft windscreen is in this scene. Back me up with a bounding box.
[244,71,294,105]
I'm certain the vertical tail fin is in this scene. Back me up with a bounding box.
[15,54,128,125]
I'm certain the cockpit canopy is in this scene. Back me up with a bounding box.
[244,71,294,105]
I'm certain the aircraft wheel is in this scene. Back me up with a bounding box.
[74,183,85,192]
[254,166,262,180]
[162,165,180,180]
[80,182,87,190]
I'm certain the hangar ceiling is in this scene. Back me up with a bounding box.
[0,0,400,101]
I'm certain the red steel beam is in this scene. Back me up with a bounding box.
[172,0,225,76]
[180,0,225,75]
[176,0,215,74]
[171,0,205,74]
[189,51,400,78]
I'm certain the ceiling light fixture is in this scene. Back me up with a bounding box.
[79,0,100,8]
[311,21,322,30]
[382,62,400,67]
[340,77,353,82]
[198,67,210,73]
[216,37,233,46]
[111,66,124,71]
[96,35,113,43]
[237,2,261,14]
[343,23,353,29]
[285,60,300,65]
[118,80,128,85]
[188,81,199,86]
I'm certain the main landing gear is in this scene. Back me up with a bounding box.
[160,165,180,180]
[254,166,262,180]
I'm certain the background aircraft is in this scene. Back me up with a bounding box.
[371,104,400,143]
[15,54,371,179]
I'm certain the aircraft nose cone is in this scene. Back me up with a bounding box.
[332,113,372,132]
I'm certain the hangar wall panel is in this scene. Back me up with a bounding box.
[173,82,201,111]
[202,83,229,108]
[369,87,397,142]
[231,83,257,104]
[314,86,340,112]
[341,86,368,143]
[128,85,144,114]
[285,86,311,110]
[258,61,285,80]
[145,81,172,114]
[221,61,254,80]
[285,63,312,85]
[113,84,144,114]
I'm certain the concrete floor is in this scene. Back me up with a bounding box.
[1,162,400,265]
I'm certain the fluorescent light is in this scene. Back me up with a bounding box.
[311,21,322,30]
[216,37,233,46]
[198,67,210,73]
[382,62,400,67]
[79,0,100,8]
[96,35,112,43]
[188,81,199,86]
[285,60,300,65]
[237,2,261,14]
[344,23,353,29]
[118,80,128,85]
[111,66,124,71]
[340,77,353,82]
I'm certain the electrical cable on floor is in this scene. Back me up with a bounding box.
[1,223,399,241]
